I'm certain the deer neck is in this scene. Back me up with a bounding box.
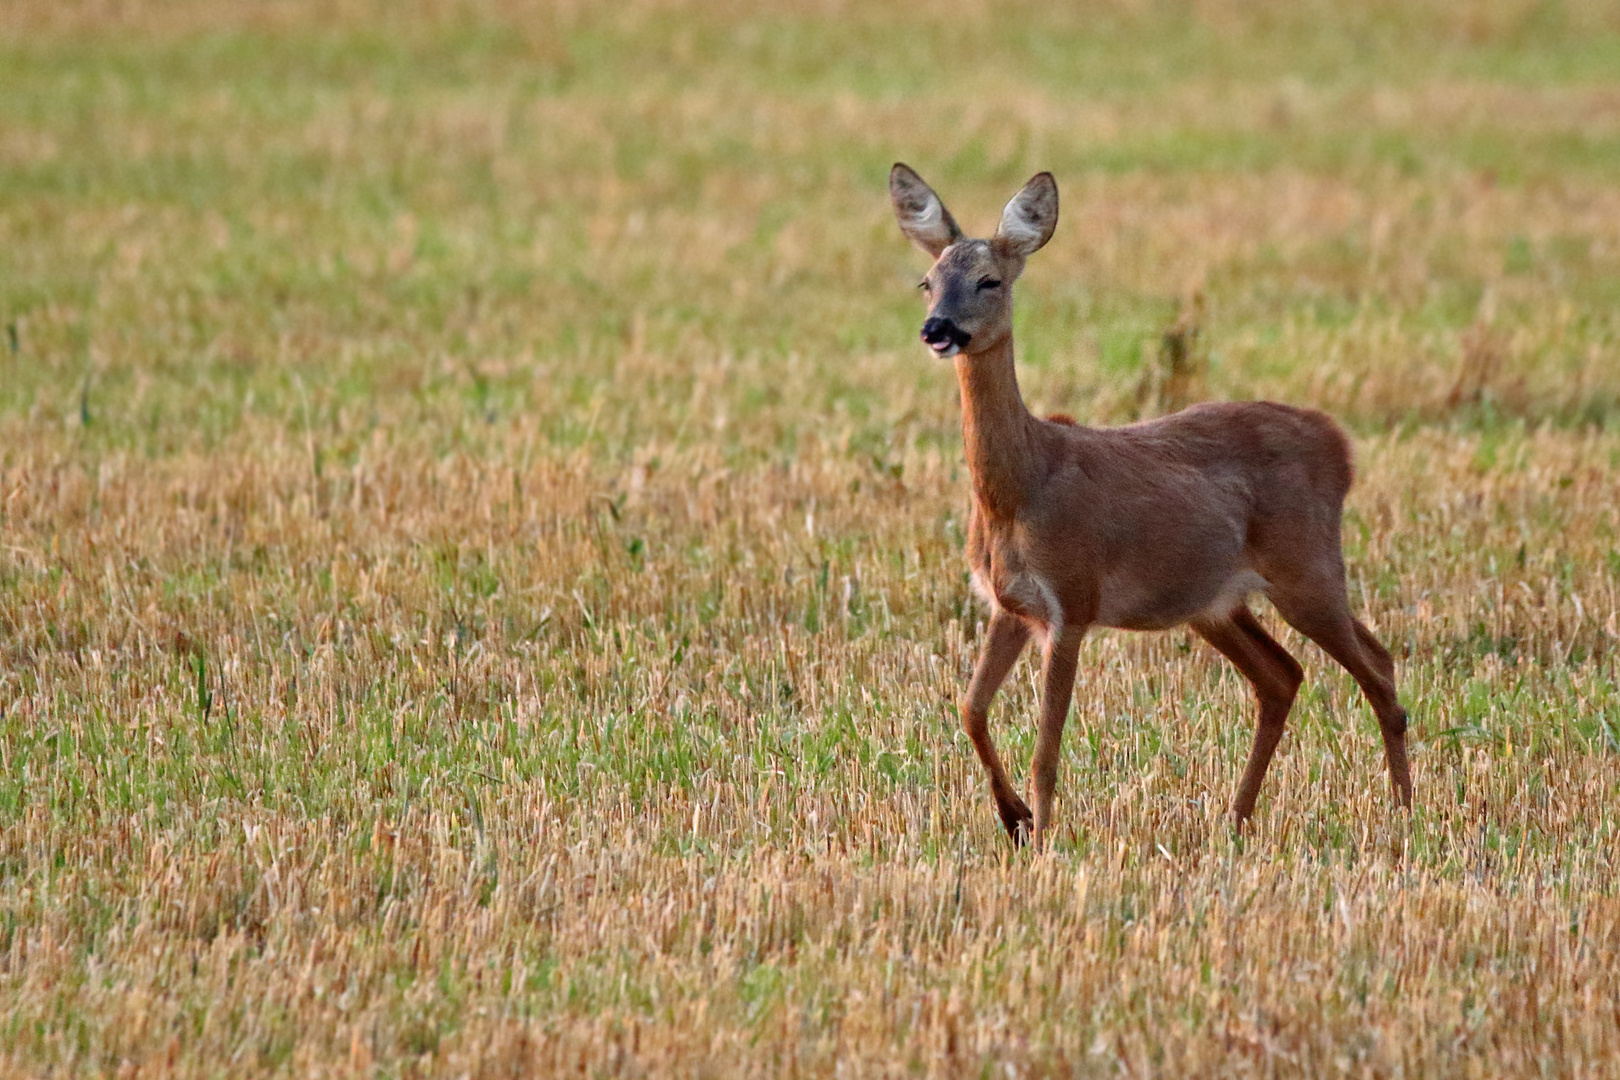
[955,335,1039,519]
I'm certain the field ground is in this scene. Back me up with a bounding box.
[4,0,1620,1075]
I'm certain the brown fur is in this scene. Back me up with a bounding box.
[890,164,1412,847]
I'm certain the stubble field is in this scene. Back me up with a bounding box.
[4,0,1620,1075]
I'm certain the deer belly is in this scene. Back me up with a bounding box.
[1097,568,1269,631]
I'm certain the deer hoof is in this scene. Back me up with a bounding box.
[1000,802,1035,846]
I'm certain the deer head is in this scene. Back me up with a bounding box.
[889,163,1059,359]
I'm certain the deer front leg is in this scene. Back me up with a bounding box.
[1031,632,1082,849]
[960,610,1032,843]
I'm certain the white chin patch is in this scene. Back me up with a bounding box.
[929,340,960,359]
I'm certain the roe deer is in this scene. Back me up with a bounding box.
[889,163,1412,847]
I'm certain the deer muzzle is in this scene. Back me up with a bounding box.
[921,316,971,358]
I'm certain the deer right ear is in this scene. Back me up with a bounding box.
[993,172,1058,259]
[890,163,963,258]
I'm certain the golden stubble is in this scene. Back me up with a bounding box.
[4,418,1620,1075]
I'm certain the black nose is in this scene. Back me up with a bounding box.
[921,317,971,348]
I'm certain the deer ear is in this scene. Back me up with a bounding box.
[993,172,1058,258]
[890,163,963,258]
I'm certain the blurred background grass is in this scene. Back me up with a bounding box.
[5,0,1620,466]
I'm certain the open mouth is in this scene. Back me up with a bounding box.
[921,321,970,358]
[920,313,971,359]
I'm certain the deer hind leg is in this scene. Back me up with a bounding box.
[960,610,1033,843]
[1194,606,1304,824]
[1269,584,1413,811]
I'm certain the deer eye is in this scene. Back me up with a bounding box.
[977,278,1002,291]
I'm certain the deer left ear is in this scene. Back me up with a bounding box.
[993,172,1058,259]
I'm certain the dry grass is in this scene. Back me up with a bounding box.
[3,0,1620,1076]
